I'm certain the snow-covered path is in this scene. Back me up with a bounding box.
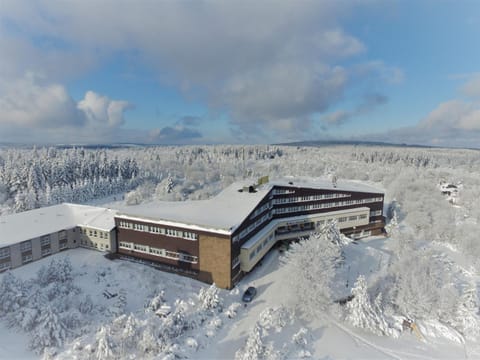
[197,249,287,359]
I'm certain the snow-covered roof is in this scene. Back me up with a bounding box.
[115,177,383,234]
[0,204,117,247]
[269,176,384,194]
[115,179,272,234]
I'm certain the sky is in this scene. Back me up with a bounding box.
[0,0,480,148]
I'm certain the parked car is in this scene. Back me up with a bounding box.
[242,286,257,302]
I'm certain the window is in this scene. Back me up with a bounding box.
[180,254,198,263]
[0,262,11,271]
[370,210,382,216]
[20,241,32,252]
[183,231,198,240]
[149,247,165,256]
[41,247,51,256]
[119,242,133,249]
[249,251,256,260]
[59,242,68,250]
[166,228,175,237]
[165,251,180,259]
[22,254,32,263]
[338,217,347,223]
[40,235,50,247]
[359,214,368,219]
[58,230,67,240]
[0,247,10,259]
[348,216,358,221]
[133,244,148,252]
[232,256,240,269]
[89,230,93,236]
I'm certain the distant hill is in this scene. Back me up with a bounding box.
[275,139,436,148]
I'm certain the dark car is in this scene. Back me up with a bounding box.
[242,286,257,302]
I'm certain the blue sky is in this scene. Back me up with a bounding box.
[0,1,479,147]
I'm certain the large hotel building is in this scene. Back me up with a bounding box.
[0,177,385,289]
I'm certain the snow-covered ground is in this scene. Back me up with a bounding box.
[1,234,477,359]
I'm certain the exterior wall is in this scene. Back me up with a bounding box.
[115,218,200,275]
[0,225,107,274]
[233,186,384,248]
[0,246,12,272]
[9,243,22,268]
[198,234,232,289]
[78,226,113,252]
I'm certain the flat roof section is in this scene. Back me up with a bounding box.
[0,204,117,247]
[115,180,272,234]
[114,177,383,234]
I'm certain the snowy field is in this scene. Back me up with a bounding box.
[0,237,477,359]
[2,144,480,358]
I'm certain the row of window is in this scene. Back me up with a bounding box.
[279,198,382,213]
[0,247,10,259]
[316,214,368,227]
[118,242,198,264]
[118,221,198,240]
[80,239,110,250]
[22,254,32,263]
[248,232,275,261]
[40,235,51,247]
[81,228,110,239]
[351,230,372,238]
[272,192,352,205]
[250,193,381,220]
[239,202,381,242]
[246,211,374,261]
[250,202,272,219]
[0,262,11,271]
[272,188,296,195]
[20,241,32,252]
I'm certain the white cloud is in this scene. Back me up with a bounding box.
[418,100,478,130]
[0,73,84,128]
[0,73,133,143]
[362,76,480,148]
[1,0,395,142]
[78,91,132,128]
[461,75,480,99]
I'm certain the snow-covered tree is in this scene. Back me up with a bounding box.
[198,283,222,312]
[453,282,480,340]
[94,325,115,360]
[345,276,392,336]
[235,323,265,360]
[281,223,342,317]
[29,305,68,353]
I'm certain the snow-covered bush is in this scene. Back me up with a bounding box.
[198,283,222,312]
